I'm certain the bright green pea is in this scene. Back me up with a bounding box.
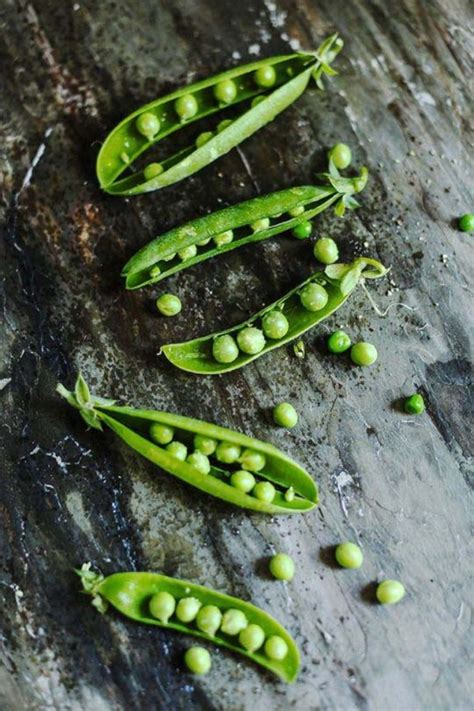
[251,95,265,108]
[144,162,164,181]
[239,448,266,473]
[284,486,295,502]
[335,542,363,569]
[193,434,217,456]
[250,217,270,232]
[299,283,329,311]
[213,230,234,247]
[254,65,277,88]
[217,118,233,132]
[253,481,275,503]
[197,238,211,246]
[162,252,176,262]
[220,608,248,635]
[262,311,289,340]
[166,441,188,461]
[156,293,182,317]
[176,596,201,622]
[376,580,405,605]
[187,451,211,475]
[230,470,256,493]
[292,220,312,240]
[239,623,265,652]
[149,423,174,445]
[136,112,160,139]
[264,635,288,660]
[195,131,213,148]
[313,237,339,264]
[237,327,266,355]
[350,342,378,366]
[212,334,239,364]
[120,151,130,164]
[269,553,295,581]
[288,205,305,217]
[178,245,197,261]
[329,143,352,170]
[214,79,237,104]
[149,265,161,279]
[149,591,176,623]
[328,330,351,353]
[459,213,474,232]
[273,402,298,428]
[196,605,222,637]
[215,441,241,464]
[184,646,211,674]
[404,393,425,415]
[174,94,198,120]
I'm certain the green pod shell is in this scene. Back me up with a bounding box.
[78,566,300,682]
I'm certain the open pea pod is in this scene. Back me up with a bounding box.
[57,374,318,514]
[122,166,368,289]
[162,257,388,374]
[97,34,343,195]
[78,564,300,682]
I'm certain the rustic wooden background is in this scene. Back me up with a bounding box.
[1,0,472,709]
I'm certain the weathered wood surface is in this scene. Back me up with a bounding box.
[1,0,472,709]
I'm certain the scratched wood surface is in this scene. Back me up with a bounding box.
[1,0,472,709]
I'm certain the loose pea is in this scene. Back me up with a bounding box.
[212,334,239,364]
[230,470,256,493]
[221,608,248,635]
[251,95,266,108]
[178,245,197,261]
[174,94,198,120]
[299,283,329,311]
[288,205,305,217]
[328,330,351,353]
[335,542,363,569]
[269,553,295,581]
[156,293,182,317]
[262,311,289,339]
[404,393,425,415]
[215,441,241,464]
[264,635,288,660]
[193,434,217,456]
[184,646,211,675]
[176,596,201,622]
[217,118,233,132]
[329,143,352,170]
[237,327,266,355]
[214,79,237,104]
[149,265,161,279]
[376,580,405,605]
[273,402,298,428]
[149,591,176,623]
[458,213,474,232]
[253,481,275,503]
[313,237,339,264]
[239,448,266,473]
[254,65,277,88]
[166,441,188,461]
[196,605,222,637]
[195,131,213,148]
[284,486,295,502]
[144,162,164,181]
[213,230,234,247]
[350,342,378,366]
[149,423,174,445]
[239,623,265,652]
[250,217,271,232]
[136,112,160,139]
[187,451,211,475]
[292,220,312,240]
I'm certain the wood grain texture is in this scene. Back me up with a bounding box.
[0,0,472,709]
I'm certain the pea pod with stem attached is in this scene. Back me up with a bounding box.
[96,34,343,195]
[77,564,300,682]
[162,257,388,374]
[57,374,318,514]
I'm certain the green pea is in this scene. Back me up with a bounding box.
[292,220,312,240]
[273,402,298,428]
[184,646,211,674]
[149,423,174,445]
[262,311,289,340]
[144,162,164,181]
[459,213,474,232]
[149,591,176,623]
[251,95,266,108]
[195,131,213,148]
[193,434,217,456]
[149,265,161,279]
[253,481,275,503]
[136,112,160,139]
[254,65,277,88]
[217,118,233,132]
[237,327,266,354]
[162,252,176,262]
[404,393,425,415]
[239,448,266,473]
[187,451,211,475]
[288,205,305,217]
[196,605,222,637]
[166,441,188,461]
[284,486,295,502]
[197,238,211,246]
[156,293,182,317]
[376,580,405,605]
[178,244,197,261]
[264,635,288,660]
[350,342,378,366]
[221,608,248,635]
[215,441,241,464]
[120,151,130,164]
[212,334,239,364]
[250,217,271,232]
[174,94,198,120]
[313,236,339,264]
[328,330,351,353]
[239,623,265,652]
[213,230,234,247]
[230,470,256,493]
[176,596,202,622]
[329,143,352,170]
[335,542,363,569]
[269,553,295,581]
[299,283,329,311]
[213,79,237,104]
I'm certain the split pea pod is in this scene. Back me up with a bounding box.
[97,34,343,195]
[162,257,388,374]
[78,564,300,682]
[57,374,318,513]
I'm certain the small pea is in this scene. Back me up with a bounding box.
[136,112,160,139]
[239,623,265,652]
[328,330,351,353]
[404,393,425,415]
[214,79,237,104]
[292,220,312,240]
[166,441,188,461]
[184,646,211,675]
[149,423,174,445]
[250,217,270,232]
[197,238,212,246]
[149,265,161,279]
[237,327,266,355]
[162,252,176,262]
[215,441,241,464]
[329,143,352,170]
[176,596,202,623]
[195,131,213,148]
[149,591,176,623]
[376,579,405,605]
[288,205,305,217]
[335,542,363,569]
[350,342,378,366]
[230,470,256,493]
[253,481,275,503]
[299,283,329,311]
[284,486,295,502]
[193,434,217,456]
[239,448,266,473]
[262,311,289,340]
[313,237,339,264]
[458,213,474,232]
[251,95,266,108]
[196,605,222,637]
[156,293,182,317]
[220,608,248,635]
[254,65,277,88]
[273,402,298,428]
[144,162,164,181]
[187,451,211,475]
[217,118,233,132]
[212,334,239,364]
[269,553,295,581]
[178,245,197,261]
[213,230,234,247]
[120,151,130,164]
[175,94,198,120]
[264,635,288,661]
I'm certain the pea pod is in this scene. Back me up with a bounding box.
[122,166,368,290]
[57,374,318,514]
[78,564,300,682]
[97,34,343,195]
[162,257,388,374]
